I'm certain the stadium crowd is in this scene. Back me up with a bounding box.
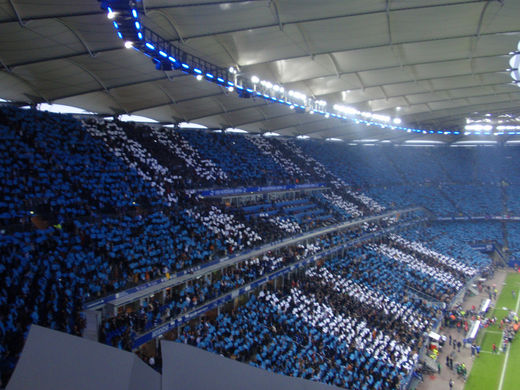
[0,104,511,388]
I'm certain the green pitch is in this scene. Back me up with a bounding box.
[465,272,520,390]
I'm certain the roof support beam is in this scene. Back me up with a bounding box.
[52,18,96,58]
[354,72,366,92]
[295,23,315,59]
[65,59,109,94]
[269,0,284,31]
[0,56,10,72]
[255,106,268,122]
[476,1,496,39]
[64,59,127,113]
[213,36,238,64]
[7,0,24,27]
[402,95,412,107]
[426,80,435,94]
[212,96,229,114]
[386,0,393,45]
[327,54,341,79]
[0,68,49,103]
[380,86,390,102]
[156,84,188,122]
[157,84,177,105]
[470,1,492,74]
[146,9,185,44]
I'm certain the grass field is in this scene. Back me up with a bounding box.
[465,272,520,390]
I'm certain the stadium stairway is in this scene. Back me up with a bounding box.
[437,186,465,216]
[495,245,509,267]
[83,310,100,342]
[500,182,511,261]
[384,152,409,185]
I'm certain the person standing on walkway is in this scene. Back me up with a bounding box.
[449,378,454,389]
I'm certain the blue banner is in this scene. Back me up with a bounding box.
[435,215,520,222]
[188,182,327,198]
[470,243,495,253]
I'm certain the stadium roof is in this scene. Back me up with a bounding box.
[1,0,519,143]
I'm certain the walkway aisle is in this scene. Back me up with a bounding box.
[417,269,508,390]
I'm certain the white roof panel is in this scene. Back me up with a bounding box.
[390,3,483,43]
[0,0,519,140]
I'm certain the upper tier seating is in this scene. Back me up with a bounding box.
[180,130,293,187]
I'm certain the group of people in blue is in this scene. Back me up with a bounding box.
[0,104,503,388]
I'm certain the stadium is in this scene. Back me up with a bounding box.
[1,0,520,389]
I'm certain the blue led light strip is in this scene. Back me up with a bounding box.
[99,0,464,136]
